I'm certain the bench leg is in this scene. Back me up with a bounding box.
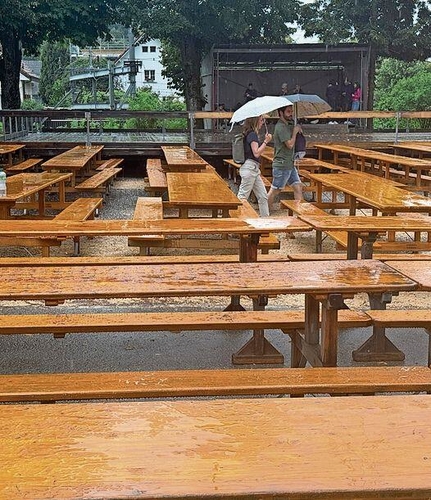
[232,294,284,365]
[353,292,405,362]
[73,236,80,257]
[224,295,245,312]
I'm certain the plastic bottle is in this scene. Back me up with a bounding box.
[0,168,6,197]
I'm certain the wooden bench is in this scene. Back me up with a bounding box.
[5,158,43,174]
[75,167,122,196]
[53,197,103,256]
[128,197,281,255]
[0,254,292,267]
[366,309,431,365]
[145,158,168,195]
[4,394,431,500]
[0,197,103,257]
[128,196,165,255]
[95,157,124,171]
[281,199,348,251]
[2,365,430,403]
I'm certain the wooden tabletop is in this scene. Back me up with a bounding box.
[392,142,431,156]
[3,395,431,499]
[167,171,242,213]
[0,143,25,166]
[387,260,431,291]
[0,144,25,155]
[42,145,104,170]
[308,172,431,212]
[0,172,72,202]
[161,145,207,170]
[0,260,415,301]
[296,214,431,232]
[314,142,431,169]
[0,216,309,238]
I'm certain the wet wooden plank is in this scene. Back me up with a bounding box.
[0,260,415,301]
[2,395,431,498]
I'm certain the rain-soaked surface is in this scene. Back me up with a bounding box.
[2,395,431,498]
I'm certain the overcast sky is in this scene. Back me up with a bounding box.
[291,1,319,44]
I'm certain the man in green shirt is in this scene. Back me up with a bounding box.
[267,105,303,211]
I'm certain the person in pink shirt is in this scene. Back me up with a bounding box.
[351,82,361,111]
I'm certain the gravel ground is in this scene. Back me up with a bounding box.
[0,174,430,374]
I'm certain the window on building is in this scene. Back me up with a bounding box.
[150,46,157,53]
[144,70,156,82]
[142,46,148,52]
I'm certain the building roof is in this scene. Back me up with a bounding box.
[212,43,370,71]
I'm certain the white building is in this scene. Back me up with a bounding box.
[118,39,176,98]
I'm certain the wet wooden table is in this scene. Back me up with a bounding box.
[166,170,242,217]
[161,145,207,171]
[0,215,309,265]
[0,259,415,366]
[3,394,431,499]
[308,171,431,214]
[388,260,431,291]
[392,141,431,159]
[0,143,25,166]
[42,145,104,186]
[0,172,72,218]
[315,142,431,189]
[297,214,431,260]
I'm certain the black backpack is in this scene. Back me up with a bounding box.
[294,132,306,156]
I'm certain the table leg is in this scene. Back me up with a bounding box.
[38,188,46,217]
[0,204,12,219]
[320,298,340,366]
[232,294,284,365]
[347,232,359,260]
[232,234,284,364]
[359,232,378,260]
[224,234,259,311]
[290,295,320,368]
[58,180,66,206]
[353,292,405,362]
[179,207,188,218]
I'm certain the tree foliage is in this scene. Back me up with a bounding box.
[298,0,431,108]
[126,88,186,129]
[374,58,431,129]
[39,41,70,106]
[0,0,122,109]
[128,0,301,110]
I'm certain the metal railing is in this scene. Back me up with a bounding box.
[0,110,234,147]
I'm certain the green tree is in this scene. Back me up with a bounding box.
[39,41,70,106]
[0,0,122,109]
[128,0,300,110]
[298,0,431,109]
[126,88,186,129]
[374,59,431,129]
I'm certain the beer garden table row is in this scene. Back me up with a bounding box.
[0,228,417,367]
[314,142,431,189]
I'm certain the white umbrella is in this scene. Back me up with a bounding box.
[230,96,293,127]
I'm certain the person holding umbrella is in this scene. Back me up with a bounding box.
[237,115,272,217]
[267,105,303,211]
